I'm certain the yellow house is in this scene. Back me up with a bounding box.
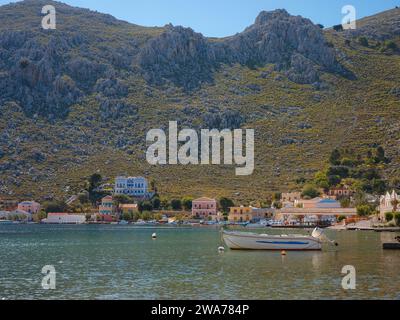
[119,203,138,215]
[228,206,253,222]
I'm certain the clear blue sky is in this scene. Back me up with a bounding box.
[1,0,399,37]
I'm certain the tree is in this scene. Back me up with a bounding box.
[35,210,47,222]
[122,211,133,221]
[340,197,351,208]
[272,192,281,201]
[385,212,394,222]
[317,24,324,29]
[273,201,282,209]
[158,197,168,210]
[357,204,373,216]
[358,36,369,47]
[78,192,89,204]
[301,184,320,199]
[43,201,68,213]
[138,201,153,212]
[153,212,162,221]
[295,177,306,185]
[328,175,341,187]
[341,157,356,167]
[151,197,161,210]
[181,197,193,210]
[219,197,234,213]
[261,199,272,208]
[375,146,388,164]
[150,179,156,192]
[353,191,368,207]
[171,199,182,210]
[394,212,400,226]
[329,149,341,165]
[314,170,329,190]
[328,166,349,179]
[113,194,132,205]
[89,173,102,190]
[333,24,343,32]
[141,211,152,221]
[87,173,105,204]
[132,211,141,221]
[384,40,398,51]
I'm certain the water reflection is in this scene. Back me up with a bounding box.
[0,225,399,299]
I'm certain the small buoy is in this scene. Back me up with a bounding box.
[218,246,225,252]
[281,250,287,256]
[152,233,157,239]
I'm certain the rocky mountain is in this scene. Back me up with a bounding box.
[0,0,350,118]
[138,9,352,89]
[0,0,400,202]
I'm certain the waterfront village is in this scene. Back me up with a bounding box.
[1,175,400,230]
[1,148,400,230]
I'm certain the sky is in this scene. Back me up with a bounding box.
[1,0,399,37]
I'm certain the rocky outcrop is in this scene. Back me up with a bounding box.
[0,2,352,118]
[137,25,217,90]
[97,96,138,121]
[94,77,128,98]
[137,9,348,89]
[202,109,244,129]
[218,10,338,71]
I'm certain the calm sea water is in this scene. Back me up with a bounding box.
[0,224,399,300]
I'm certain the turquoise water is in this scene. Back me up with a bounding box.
[0,224,399,300]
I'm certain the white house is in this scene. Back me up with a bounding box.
[43,213,86,224]
[379,190,399,221]
[114,176,149,197]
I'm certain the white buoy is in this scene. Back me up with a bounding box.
[218,246,225,252]
[281,250,287,256]
[152,232,157,239]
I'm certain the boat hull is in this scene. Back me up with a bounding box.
[223,231,322,250]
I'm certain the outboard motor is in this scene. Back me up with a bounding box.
[312,227,338,246]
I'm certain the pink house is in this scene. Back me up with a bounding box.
[192,197,217,219]
[17,201,41,214]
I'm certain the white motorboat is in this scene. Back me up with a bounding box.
[246,219,271,228]
[222,227,336,251]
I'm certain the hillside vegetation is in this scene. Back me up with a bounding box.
[0,0,400,203]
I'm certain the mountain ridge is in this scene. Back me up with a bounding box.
[0,1,400,203]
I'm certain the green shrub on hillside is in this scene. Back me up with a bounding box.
[358,37,369,47]
[394,212,400,226]
[385,212,394,222]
